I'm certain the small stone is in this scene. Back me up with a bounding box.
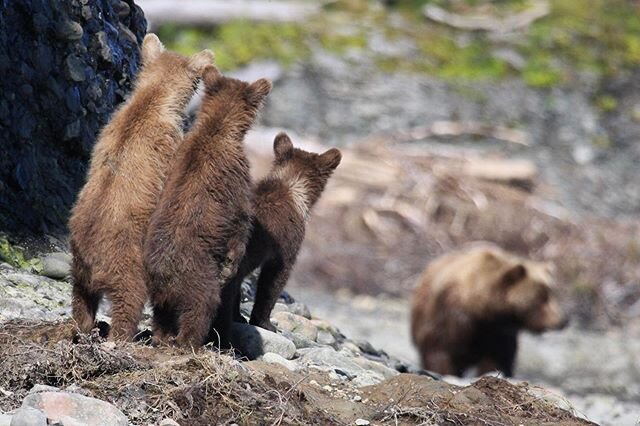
[230,322,296,360]
[9,407,46,426]
[288,302,312,319]
[114,1,130,18]
[322,385,333,392]
[272,312,318,341]
[159,419,180,426]
[355,419,370,425]
[22,392,127,426]
[0,413,12,426]
[353,395,362,402]
[40,253,71,280]
[94,32,113,63]
[56,20,83,40]
[279,329,317,349]
[261,352,297,371]
[316,330,336,346]
[65,55,85,82]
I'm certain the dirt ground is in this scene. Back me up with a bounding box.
[0,320,593,426]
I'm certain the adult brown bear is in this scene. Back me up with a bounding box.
[411,243,568,377]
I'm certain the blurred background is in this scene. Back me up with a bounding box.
[137,0,640,423]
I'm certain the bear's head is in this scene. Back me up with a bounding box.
[138,33,214,93]
[498,258,568,333]
[268,132,341,217]
[198,65,272,133]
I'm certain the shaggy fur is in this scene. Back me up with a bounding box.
[228,133,342,332]
[69,34,213,340]
[410,243,568,377]
[144,65,272,348]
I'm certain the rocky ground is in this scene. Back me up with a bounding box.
[0,258,594,425]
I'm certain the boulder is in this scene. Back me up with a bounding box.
[0,0,146,236]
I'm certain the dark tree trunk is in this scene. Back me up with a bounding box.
[0,0,147,237]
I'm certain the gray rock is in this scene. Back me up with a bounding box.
[279,329,318,349]
[287,302,312,319]
[29,384,60,394]
[65,55,85,82]
[40,253,71,280]
[272,312,318,341]
[22,391,128,426]
[56,20,83,40]
[230,322,296,360]
[159,419,181,426]
[10,407,46,426]
[297,347,396,387]
[0,414,11,426]
[316,330,336,346]
[261,352,297,371]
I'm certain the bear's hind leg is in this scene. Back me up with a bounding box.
[71,256,101,333]
[107,265,146,341]
[249,259,291,332]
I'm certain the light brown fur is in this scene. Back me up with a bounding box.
[69,34,214,340]
[144,66,272,348]
[411,242,567,377]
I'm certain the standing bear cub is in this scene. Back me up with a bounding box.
[144,65,272,348]
[411,243,568,377]
[69,34,213,340]
[228,133,342,332]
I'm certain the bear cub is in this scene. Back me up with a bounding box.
[411,243,568,377]
[228,133,342,332]
[69,34,213,340]
[144,65,272,348]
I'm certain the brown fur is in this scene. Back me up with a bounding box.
[410,242,568,377]
[69,34,214,340]
[229,133,342,332]
[143,66,272,348]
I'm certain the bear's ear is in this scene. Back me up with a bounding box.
[201,65,222,89]
[274,132,293,160]
[502,264,527,287]
[189,49,215,73]
[142,33,165,64]
[319,148,342,171]
[246,79,272,107]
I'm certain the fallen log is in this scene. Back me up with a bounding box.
[137,0,323,28]
[424,0,550,33]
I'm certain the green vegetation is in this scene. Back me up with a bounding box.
[156,0,640,89]
[0,236,43,273]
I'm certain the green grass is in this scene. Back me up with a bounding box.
[156,0,640,89]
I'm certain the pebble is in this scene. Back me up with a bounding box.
[0,413,11,426]
[40,253,71,280]
[159,419,181,426]
[261,352,297,371]
[9,407,47,426]
[56,20,83,40]
[22,391,128,426]
[273,311,318,341]
[355,419,370,425]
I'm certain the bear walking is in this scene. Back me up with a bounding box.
[144,65,272,348]
[69,34,213,340]
[410,243,568,377]
[228,133,341,332]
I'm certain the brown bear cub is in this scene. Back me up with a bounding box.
[69,34,213,340]
[143,65,272,348]
[411,243,568,377]
[228,133,341,332]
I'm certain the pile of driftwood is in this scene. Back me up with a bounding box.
[244,126,640,326]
